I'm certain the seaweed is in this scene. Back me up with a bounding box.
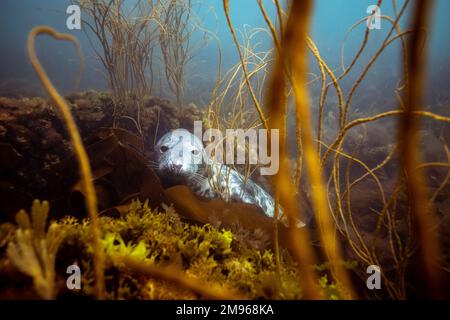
[27,27,105,299]
[222,0,450,299]
[1,0,449,300]
[0,199,305,299]
[79,0,207,128]
[6,200,66,299]
[400,0,445,298]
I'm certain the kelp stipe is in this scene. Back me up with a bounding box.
[223,0,269,130]
[401,0,446,298]
[264,0,324,299]
[27,26,105,299]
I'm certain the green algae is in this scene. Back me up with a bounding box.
[0,199,306,299]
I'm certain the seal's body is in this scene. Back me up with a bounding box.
[154,129,304,227]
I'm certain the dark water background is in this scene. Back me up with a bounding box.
[0,0,449,108]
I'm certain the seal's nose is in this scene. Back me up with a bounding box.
[170,164,182,172]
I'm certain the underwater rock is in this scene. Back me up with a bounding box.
[0,143,22,169]
[49,127,168,219]
[0,78,42,99]
[0,125,7,137]
[141,97,205,152]
[0,92,203,222]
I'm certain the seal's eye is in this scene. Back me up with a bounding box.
[160,145,169,153]
[191,149,199,156]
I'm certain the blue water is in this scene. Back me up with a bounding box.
[0,0,449,106]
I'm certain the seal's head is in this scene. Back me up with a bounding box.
[154,129,205,184]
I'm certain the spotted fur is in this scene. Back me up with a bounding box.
[154,129,304,227]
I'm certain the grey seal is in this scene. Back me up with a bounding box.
[152,129,305,227]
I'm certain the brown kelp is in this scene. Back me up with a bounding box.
[400,0,445,298]
[27,26,105,299]
[320,0,449,297]
[223,0,269,130]
[259,0,359,299]
[1,0,449,300]
[80,0,159,133]
[225,0,450,299]
[157,0,197,107]
[79,0,203,130]
[205,24,273,200]
[263,0,324,299]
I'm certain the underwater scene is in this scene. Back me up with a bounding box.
[0,0,449,302]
